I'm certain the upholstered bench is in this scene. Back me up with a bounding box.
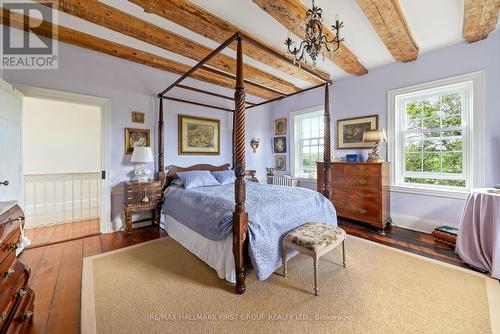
[282,222,346,296]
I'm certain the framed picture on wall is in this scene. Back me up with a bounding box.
[178,114,220,155]
[125,128,150,154]
[274,154,286,171]
[337,115,378,149]
[273,136,287,153]
[274,118,287,135]
[132,111,145,124]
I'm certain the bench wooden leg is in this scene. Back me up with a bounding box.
[342,239,346,268]
[282,245,288,277]
[313,255,318,296]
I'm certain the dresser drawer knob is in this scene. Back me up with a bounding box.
[16,289,27,299]
[19,311,33,322]
[358,179,367,185]
[356,193,365,200]
[357,208,367,215]
[356,166,367,171]
[2,268,15,278]
[1,311,7,321]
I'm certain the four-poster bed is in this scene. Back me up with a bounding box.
[156,32,333,294]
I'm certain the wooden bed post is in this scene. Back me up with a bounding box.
[322,84,332,199]
[233,34,249,295]
[158,96,165,178]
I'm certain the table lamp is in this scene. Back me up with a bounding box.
[131,146,153,182]
[363,129,387,163]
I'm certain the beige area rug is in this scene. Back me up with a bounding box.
[81,236,500,334]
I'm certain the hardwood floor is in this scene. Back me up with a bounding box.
[24,219,101,249]
[17,222,467,334]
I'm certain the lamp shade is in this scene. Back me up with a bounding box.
[363,129,387,143]
[131,146,153,163]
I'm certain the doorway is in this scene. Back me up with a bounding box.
[16,85,111,247]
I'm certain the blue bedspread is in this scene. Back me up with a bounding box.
[163,182,337,280]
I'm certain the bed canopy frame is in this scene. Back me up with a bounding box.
[157,32,333,294]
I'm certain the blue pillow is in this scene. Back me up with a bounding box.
[211,170,235,185]
[177,171,220,189]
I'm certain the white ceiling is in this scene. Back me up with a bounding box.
[18,0,500,92]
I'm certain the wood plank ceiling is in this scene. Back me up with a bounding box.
[1,0,499,99]
[37,0,300,95]
[0,8,280,99]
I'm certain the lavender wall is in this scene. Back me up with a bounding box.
[269,30,500,230]
[2,41,272,228]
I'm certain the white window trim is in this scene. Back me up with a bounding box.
[290,105,324,180]
[387,71,485,199]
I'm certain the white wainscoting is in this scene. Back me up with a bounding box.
[24,172,100,227]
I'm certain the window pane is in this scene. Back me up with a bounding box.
[406,118,422,130]
[423,99,440,118]
[442,114,462,127]
[405,153,422,172]
[423,117,441,129]
[443,130,462,137]
[423,153,441,172]
[303,118,311,139]
[404,177,465,187]
[424,131,441,139]
[405,137,422,153]
[406,101,422,119]
[440,94,462,116]
[442,138,462,151]
[422,138,442,152]
[442,152,463,173]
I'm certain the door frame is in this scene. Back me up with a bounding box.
[0,79,24,205]
[14,84,112,233]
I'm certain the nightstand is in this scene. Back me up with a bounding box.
[124,180,163,234]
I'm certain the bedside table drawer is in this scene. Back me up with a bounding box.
[125,181,162,206]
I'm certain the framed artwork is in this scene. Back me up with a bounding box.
[337,115,378,149]
[274,118,287,135]
[178,114,220,155]
[125,128,150,154]
[131,111,145,124]
[273,136,287,153]
[274,154,286,171]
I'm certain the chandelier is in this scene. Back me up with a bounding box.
[284,0,344,67]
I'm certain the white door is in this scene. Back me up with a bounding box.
[0,79,23,204]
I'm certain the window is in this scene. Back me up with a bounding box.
[388,72,485,198]
[291,107,324,179]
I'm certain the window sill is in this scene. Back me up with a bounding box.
[389,185,469,200]
[296,177,317,183]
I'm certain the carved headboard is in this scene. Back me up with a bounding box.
[164,163,231,187]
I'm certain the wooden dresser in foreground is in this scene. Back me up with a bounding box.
[124,180,163,234]
[317,162,391,234]
[0,202,34,333]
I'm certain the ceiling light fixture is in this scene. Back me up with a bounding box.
[284,0,344,68]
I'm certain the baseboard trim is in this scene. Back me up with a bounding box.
[390,213,453,234]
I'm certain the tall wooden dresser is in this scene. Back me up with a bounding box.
[317,162,391,234]
[0,203,34,333]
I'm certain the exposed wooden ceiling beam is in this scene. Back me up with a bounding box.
[462,0,500,42]
[355,0,418,62]
[252,0,368,76]
[128,0,331,84]
[37,0,300,95]
[0,8,280,100]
